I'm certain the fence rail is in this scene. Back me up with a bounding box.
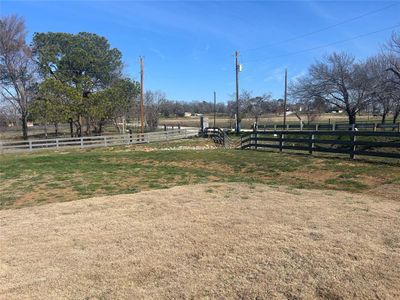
[241,130,400,159]
[255,122,400,132]
[0,129,196,154]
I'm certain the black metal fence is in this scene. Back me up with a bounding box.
[241,130,400,159]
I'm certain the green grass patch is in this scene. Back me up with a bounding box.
[1,144,399,209]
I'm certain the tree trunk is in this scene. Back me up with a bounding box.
[86,116,91,136]
[21,113,28,140]
[393,109,400,124]
[75,121,82,137]
[99,121,103,135]
[381,113,387,124]
[69,118,74,137]
[54,123,59,137]
[76,116,82,137]
[348,113,356,125]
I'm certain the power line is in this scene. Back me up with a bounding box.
[242,23,400,64]
[240,2,399,54]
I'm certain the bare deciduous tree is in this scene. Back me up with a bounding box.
[295,96,327,124]
[0,15,37,139]
[0,104,18,128]
[243,94,271,126]
[145,90,166,130]
[291,52,372,124]
[365,55,397,123]
[385,32,400,84]
[384,31,400,123]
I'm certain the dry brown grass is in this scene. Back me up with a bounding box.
[1,183,399,299]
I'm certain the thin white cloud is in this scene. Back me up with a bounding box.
[149,48,166,60]
[263,67,286,82]
[306,1,338,22]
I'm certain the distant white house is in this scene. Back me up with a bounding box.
[329,109,344,114]
[184,112,192,117]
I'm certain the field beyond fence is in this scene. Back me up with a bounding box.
[256,122,400,131]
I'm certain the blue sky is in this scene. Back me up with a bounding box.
[1,0,399,102]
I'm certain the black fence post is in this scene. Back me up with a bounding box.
[309,133,314,155]
[279,133,283,152]
[254,131,258,150]
[350,124,356,159]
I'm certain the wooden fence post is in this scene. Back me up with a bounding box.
[373,123,377,132]
[332,123,335,131]
[254,131,258,150]
[279,133,283,152]
[56,139,59,149]
[80,137,84,148]
[29,140,32,151]
[350,124,356,159]
[0,140,3,154]
[274,124,277,131]
[309,133,314,155]
[315,124,319,131]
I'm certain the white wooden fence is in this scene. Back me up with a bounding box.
[0,129,197,154]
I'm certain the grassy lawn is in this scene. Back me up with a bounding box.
[1,137,399,209]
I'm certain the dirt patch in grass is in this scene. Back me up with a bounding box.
[1,183,399,299]
[15,187,80,207]
[286,169,338,184]
[369,183,400,200]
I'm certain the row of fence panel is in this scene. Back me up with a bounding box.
[241,130,400,159]
[0,129,196,154]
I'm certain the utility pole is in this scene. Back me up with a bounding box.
[235,50,240,134]
[283,68,288,126]
[213,91,216,128]
[140,56,145,134]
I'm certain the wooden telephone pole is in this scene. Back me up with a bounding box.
[235,50,240,134]
[283,68,288,126]
[140,57,145,134]
[213,91,216,128]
